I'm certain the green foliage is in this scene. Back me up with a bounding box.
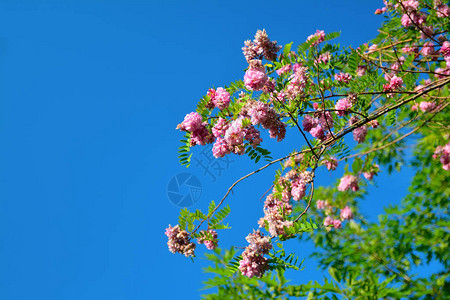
[178,133,192,167]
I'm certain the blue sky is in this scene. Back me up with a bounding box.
[0,1,420,299]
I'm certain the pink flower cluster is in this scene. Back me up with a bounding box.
[401,12,426,27]
[420,42,435,56]
[242,29,282,62]
[177,112,214,146]
[433,143,450,170]
[238,230,272,278]
[212,117,262,158]
[383,75,403,92]
[207,87,230,110]
[335,97,353,116]
[244,60,269,91]
[340,206,354,220]
[440,41,450,67]
[324,216,342,229]
[258,170,312,236]
[306,30,325,47]
[165,225,196,257]
[436,4,450,18]
[338,175,359,192]
[349,116,368,144]
[323,157,338,171]
[285,63,309,101]
[418,101,437,112]
[402,44,418,54]
[247,101,286,142]
[316,200,331,210]
[258,193,293,236]
[302,110,334,140]
[197,229,218,250]
[334,72,352,84]
[363,164,379,180]
[317,201,354,230]
[356,65,367,77]
[276,64,291,76]
[315,52,331,65]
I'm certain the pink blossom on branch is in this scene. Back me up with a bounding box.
[244,60,268,91]
[420,42,435,56]
[335,98,352,116]
[433,143,450,170]
[177,112,203,132]
[208,87,230,110]
[323,157,338,171]
[306,30,325,47]
[334,72,353,84]
[197,229,219,250]
[338,175,359,192]
[340,206,354,220]
[419,101,437,112]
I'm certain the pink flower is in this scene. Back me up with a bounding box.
[356,65,367,76]
[340,206,353,220]
[224,118,245,146]
[239,251,268,278]
[369,120,379,128]
[390,75,404,90]
[315,52,331,65]
[383,75,403,92]
[244,61,268,91]
[212,137,231,158]
[374,8,383,14]
[316,200,327,210]
[318,111,334,130]
[212,117,229,137]
[306,30,325,47]
[242,29,281,62]
[402,0,420,12]
[332,219,342,229]
[165,225,196,257]
[244,125,263,148]
[353,126,368,144]
[291,183,306,201]
[363,172,375,180]
[310,124,325,139]
[209,87,230,110]
[420,26,434,40]
[335,98,352,116]
[437,5,450,18]
[190,126,214,146]
[323,157,338,171]
[402,45,418,54]
[239,230,272,278]
[419,101,437,112]
[368,44,378,53]
[401,14,413,27]
[440,41,450,58]
[421,42,435,56]
[334,72,352,84]
[177,112,203,132]
[276,64,291,75]
[302,115,318,132]
[324,216,333,227]
[197,230,219,250]
[433,143,450,170]
[338,175,359,192]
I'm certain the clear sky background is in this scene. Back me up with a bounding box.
[0,1,425,299]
